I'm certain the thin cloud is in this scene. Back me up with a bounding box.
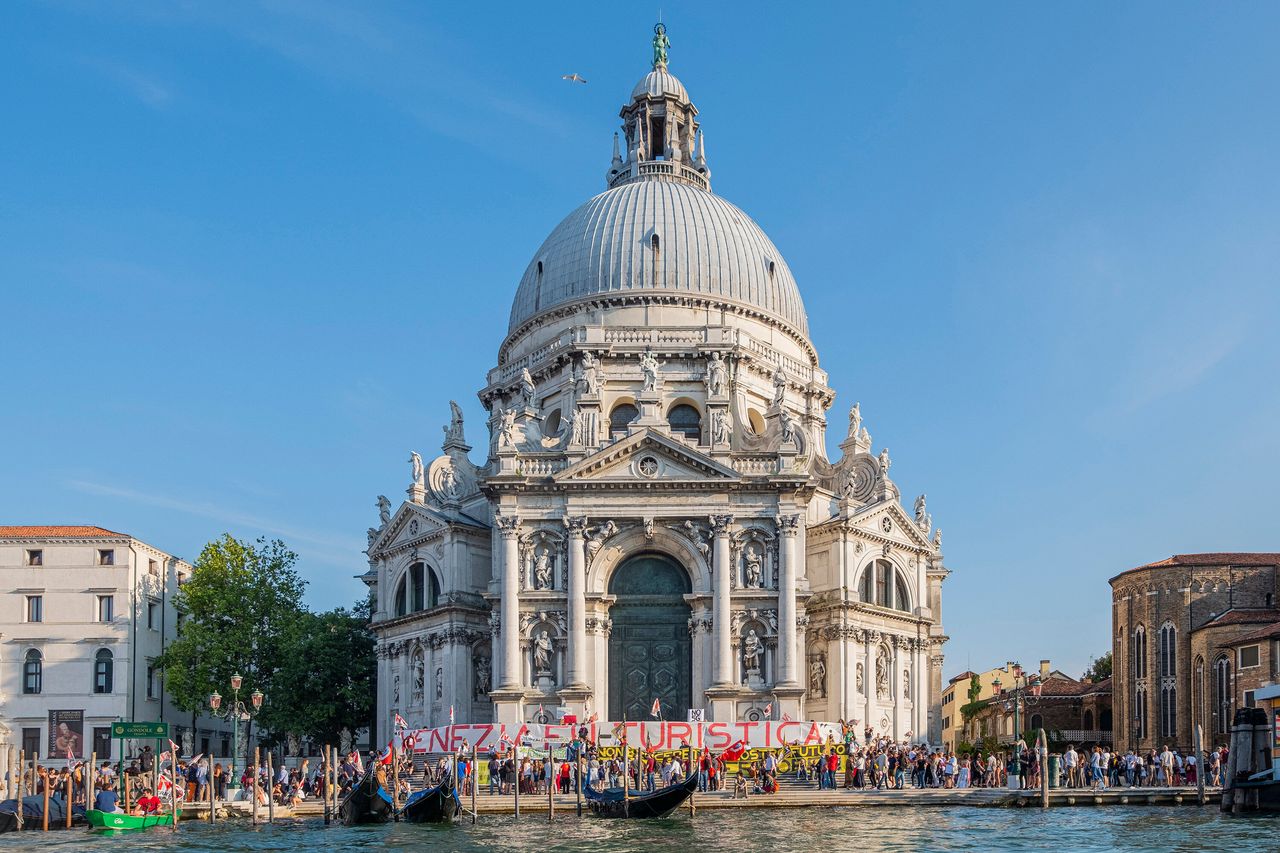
[81,58,173,108]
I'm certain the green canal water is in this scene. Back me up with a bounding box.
[0,808,1273,852]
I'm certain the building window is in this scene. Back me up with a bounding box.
[93,727,112,761]
[26,595,42,623]
[860,561,909,612]
[146,664,157,699]
[1133,626,1147,677]
[666,404,701,441]
[410,563,425,612]
[609,403,639,438]
[1030,713,1043,731]
[1244,689,1256,708]
[26,549,42,566]
[23,649,42,694]
[1215,656,1232,735]
[201,737,210,756]
[147,600,159,631]
[1160,684,1177,738]
[148,559,159,577]
[94,648,114,693]
[1159,623,1176,678]
[1239,645,1260,669]
[1134,685,1148,741]
[98,549,114,566]
[97,595,114,623]
[22,729,40,758]
[221,737,230,758]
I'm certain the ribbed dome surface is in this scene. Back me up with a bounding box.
[508,180,808,337]
[631,67,689,103]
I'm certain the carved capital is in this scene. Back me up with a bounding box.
[709,514,735,535]
[776,513,801,536]
[496,514,522,535]
[562,515,588,536]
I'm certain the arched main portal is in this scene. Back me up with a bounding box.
[608,553,692,722]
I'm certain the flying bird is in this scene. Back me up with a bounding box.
[561,73,588,84]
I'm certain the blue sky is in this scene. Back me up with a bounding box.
[3,2,1278,680]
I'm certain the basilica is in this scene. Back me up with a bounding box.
[363,31,950,744]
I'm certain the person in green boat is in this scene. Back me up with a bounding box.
[132,787,161,816]
[94,788,122,814]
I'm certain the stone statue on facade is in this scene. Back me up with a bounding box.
[933,528,943,549]
[743,629,762,675]
[579,352,600,396]
[810,654,827,698]
[876,647,890,699]
[711,409,731,445]
[412,655,425,702]
[705,351,727,396]
[393,673,401,705]
[441,465,460,500]
[435,667,443,700]
[681,519,711,557]
[639,349,661,391]
[533,548,552,589]
[498,406,517,448]
[409,451,425,487]
[914,493,927,526]
[585,520,618,559]
[475,657,490,698]
[367,526,378,548]
[444,400,465,445]
[652,22,670,67]
[772,365,786,406]
[856,662,864,694]
[564,406,581,445]
[377,495,392,526]
[744,544,763,588]
[520,368,537,410]
[779,409,798,447]
[878,447,892,476]
[848,402,861,440]
[903,669,910,700]
[533,630,553,674]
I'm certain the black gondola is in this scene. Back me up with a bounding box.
[0,797,88,832]
[583,772,698,819]
[397,774,462,823]
[339,770,394,826]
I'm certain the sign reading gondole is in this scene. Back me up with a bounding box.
[404,720,844,754]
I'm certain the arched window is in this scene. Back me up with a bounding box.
[1159,622,1177,678]
[1215,656,1232,734]
[394,578,408,617]
[1030,713,1044,731]
[610,403,639,438]
[1082,709,1094,730]
[667,404,701,440]
[23,649,42,695]
[1133,626,1147,678]
[94,648,114,694]
[410,563,425,612]
[1134,685,1148,740]
[1160,683,1177,738]
[860,561,909,612]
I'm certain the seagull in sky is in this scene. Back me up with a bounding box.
[562,73,588,84]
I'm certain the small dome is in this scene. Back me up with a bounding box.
[631,67,689,103]
[508,180,808,339]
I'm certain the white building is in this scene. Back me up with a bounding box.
[0,526,228,762]
[364,32,950,743]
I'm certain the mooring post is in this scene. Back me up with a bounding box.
[14,750,23,832]
[266,751,275,824]
[548,741,555,822]
[392,742,400,821]
[513,741,520,819]
[1039,729,1049,809]
[40,767,50,831]
[1195,723,1206,807]
[87,752,96,817]
[251,747,260,825]
[575,752,582,817]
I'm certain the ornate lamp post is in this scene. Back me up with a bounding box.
[208,673,264,791]
[992,664,1042,764]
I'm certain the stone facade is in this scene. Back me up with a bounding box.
[1110,553,1280,752]
[362,39,949,744]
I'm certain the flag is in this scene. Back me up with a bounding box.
[449,705,455,725]
[587,712,598,724]
[393,713,409,731]
[782,712,792,722]
[763,703,773,718]
[719,740,747,762]
[650,698,661,718]
[377,740,394,766]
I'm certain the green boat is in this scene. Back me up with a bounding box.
[86,809,179,831]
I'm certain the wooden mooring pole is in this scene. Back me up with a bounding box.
[470,744,477,826]
[251,747,259,825]
[266,751,275,824]
[40,767,50,831]
[14,750,23,831]
[1038,729,1049,809]
[87,752,96,817]
[1195,723,1206,807]
[512,742,520,819]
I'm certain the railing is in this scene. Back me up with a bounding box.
[732,455,777,476]
[517,457,568,477]
[602,327,708,346]
[608,159,710,191]
[997,730,1113,745]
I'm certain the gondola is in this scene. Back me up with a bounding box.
[339,769,394,826]
[85,809,178,831]
[0,797,88,832]
[583,772,698,819]
[397,774,462,823]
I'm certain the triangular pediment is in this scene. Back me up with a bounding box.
[848,499,936,551]
[370,502,451,553]
[554,429,741,484]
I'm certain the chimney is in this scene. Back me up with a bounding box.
[1039,660,1050,677]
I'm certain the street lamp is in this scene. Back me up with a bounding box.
[208,673,265,791]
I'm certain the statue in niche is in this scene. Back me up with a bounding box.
[810,654,827,698]
[393,673,401,705]
[435,667,443,700]
[743,629,763,675]
[474,657,491,698]
[848,402,861,440]
[876,647,890,699]
[705,352,727,396]
[779,409,798,446]
[498,406,517,447]
[409,451,425,487]
[533,548,552,589]
[533,630,554,674]
[376,495,392,526]
[903,669,911,700]
[181,729,193,757]
[639,350,661,391]
[711,410,731,445]
[579,352,601,396]
[772,366,786,406]
[412,656,425,702]
[856,662,864,694]
[744,544,763,588]
[520,368,537,409]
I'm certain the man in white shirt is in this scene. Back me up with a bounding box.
[1062,746,1078,788]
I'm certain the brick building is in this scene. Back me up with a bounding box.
[1110,553,1280,753]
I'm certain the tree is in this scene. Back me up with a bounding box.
[1082,651,1113,683]
[155,534,307,721]
[958,673,987,741]
[257,602,376,747]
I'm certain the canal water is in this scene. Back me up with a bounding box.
[0,807,1273,851]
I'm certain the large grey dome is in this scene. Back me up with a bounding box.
[508,180,809,338]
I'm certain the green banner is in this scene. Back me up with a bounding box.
[112,722,169,739]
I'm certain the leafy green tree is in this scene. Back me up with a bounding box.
[1082,651,1113,683]
[257,602,377,747]
[958,673,987,741]
[155,534,307,722]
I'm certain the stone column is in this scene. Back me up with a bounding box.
[564,516,588,687]
[711,515,735,686]
[776,514,800,685]
[497,516,522,689]
[892,636,902,738]
[863,631,876,730]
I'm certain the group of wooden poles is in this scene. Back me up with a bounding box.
[5,744,178,831]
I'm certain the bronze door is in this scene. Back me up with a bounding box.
[607,554,692,721]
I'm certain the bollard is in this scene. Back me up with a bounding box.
[252,748,260,825]
[471,744,478,826]
[266,751,275,824]
[1194,724,1206,807]
[88,752,96,816]
[65,772,72,828]
[548,743,554,822]
[14,750,23,832]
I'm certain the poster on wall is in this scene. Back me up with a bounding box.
[48,710,84,760]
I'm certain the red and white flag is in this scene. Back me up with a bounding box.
[377,740,394,766]
[782,712,793,722]
[650,698,661,718]
[449,705,455,725]
[393,713,409,731]
[719,740,747,762]
[763,703,773,718]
